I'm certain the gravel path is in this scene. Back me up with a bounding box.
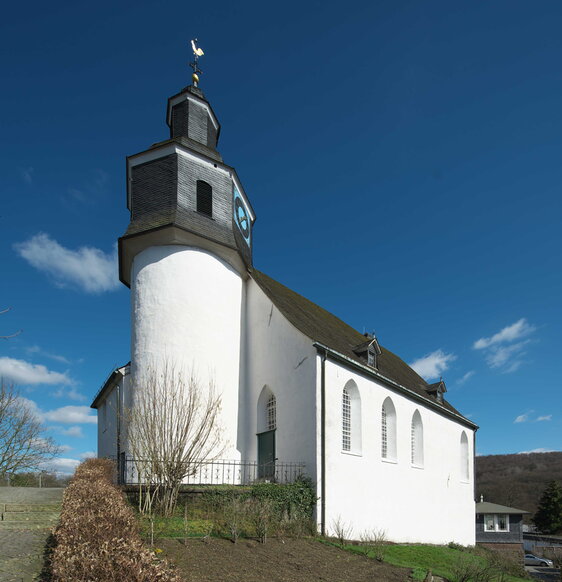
[0,488,63,582]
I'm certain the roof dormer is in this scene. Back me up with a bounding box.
[426,379,447,402]
[353,333,382,369]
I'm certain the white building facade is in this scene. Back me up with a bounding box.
[91,80,477,546]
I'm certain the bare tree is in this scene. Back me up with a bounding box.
[0,382,60,476]
[127,361,224,517]
[1,307,22,339]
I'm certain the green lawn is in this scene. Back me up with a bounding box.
[139,515,214,539]
[342,543,529,582]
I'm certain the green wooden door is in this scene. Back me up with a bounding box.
[257,430,276,480]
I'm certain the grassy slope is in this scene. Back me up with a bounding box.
[344,544,529,582]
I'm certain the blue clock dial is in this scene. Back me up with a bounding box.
[233,185,251,246]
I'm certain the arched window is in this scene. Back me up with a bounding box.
[342,388,351,451]
[411,410,424,467]
[342,380,362,454]
[460,431,469,481]
[381,397,397,461]
[196,180,212,217]
[266,394,276,431]
[257,386,276,434]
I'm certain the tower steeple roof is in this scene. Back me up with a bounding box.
[166,84,221,150]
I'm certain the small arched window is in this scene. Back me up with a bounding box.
[411,410,424,467]
[196,180,213,217]
[381,397,397,461]
[460,431,469,481]
[342,380,362,454]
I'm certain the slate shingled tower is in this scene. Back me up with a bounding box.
[119,83,256,461]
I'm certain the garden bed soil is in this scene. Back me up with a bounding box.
[159,537,411,582]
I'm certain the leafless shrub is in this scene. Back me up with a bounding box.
[332,515,353,547]
[359,527,387,561]
[51,458,183,582]
[222,497,246,543]
[450,557,495,582]
[127,361,224,518]
[248,498,276,543]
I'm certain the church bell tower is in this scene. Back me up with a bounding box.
[119,42,255,460]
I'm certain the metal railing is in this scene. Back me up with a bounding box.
[120,456,306,486]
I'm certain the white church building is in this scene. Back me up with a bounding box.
[91,72,477,545]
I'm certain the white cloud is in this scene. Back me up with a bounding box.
[457,370,475,385]
[79,451,96,459]
[59,426,84,438]
[473,319,536,373]
[19,166,34,184]
[410,349,456,381]
[14,233,119,294]
[59,444,73,452]
[0,357,72,386]
[473,318,536,350]
[50,387,87,402]
[40,457,80,475]
[518,448,555,454]
[26,345,70,365]
[514,414,528,423]
[43,406,97,425]
[537,415,552,422]
[485,341,530,371]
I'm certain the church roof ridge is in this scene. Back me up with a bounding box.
[251,268,472,423]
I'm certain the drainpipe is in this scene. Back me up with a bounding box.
[320,348,327,536]
[116,381,121,483]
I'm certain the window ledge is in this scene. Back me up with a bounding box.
[411,464,424,470]
[381,457,397,464]
[341,450,362,457]
[460,479,470,484]
[195,211,215,220]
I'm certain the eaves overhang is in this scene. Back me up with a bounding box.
[90,363,130,409]
[314,342,479,431]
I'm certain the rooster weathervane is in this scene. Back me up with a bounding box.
[190,39,204,87]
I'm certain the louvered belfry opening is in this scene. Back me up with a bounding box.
[196,180,213,217]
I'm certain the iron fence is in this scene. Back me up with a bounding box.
[120,456,306,486]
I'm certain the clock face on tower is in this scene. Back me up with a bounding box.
[233,184,251,246]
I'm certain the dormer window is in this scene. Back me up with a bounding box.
[353,334,382,369]
[426,379,447,403]
[196,180,212,217]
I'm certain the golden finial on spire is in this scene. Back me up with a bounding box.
[189,39,204,87]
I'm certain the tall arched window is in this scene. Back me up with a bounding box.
[257,386,277,434]
[342,388,351,451]
[266,394,276,431]
[460,431,469,481]
[196,180,213,217]
[342,380,362,454]
[411,410,424,467]
[381,397,397,461]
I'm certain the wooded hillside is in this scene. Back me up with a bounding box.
[475,451,562,520]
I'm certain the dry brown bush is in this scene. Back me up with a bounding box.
[51,458,183,582]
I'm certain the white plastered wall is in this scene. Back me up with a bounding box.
[129,245,243,460]
[243,278,318,479]
[97,371,130,459]
[319,358,476,545]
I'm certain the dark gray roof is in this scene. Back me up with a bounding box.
[251,269,472,423]
[476,501,530,515]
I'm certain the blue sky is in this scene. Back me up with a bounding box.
[1,0,560,473]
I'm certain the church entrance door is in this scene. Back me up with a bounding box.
[257,429,276,480]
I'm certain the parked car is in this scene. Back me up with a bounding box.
[524,554,554,567]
